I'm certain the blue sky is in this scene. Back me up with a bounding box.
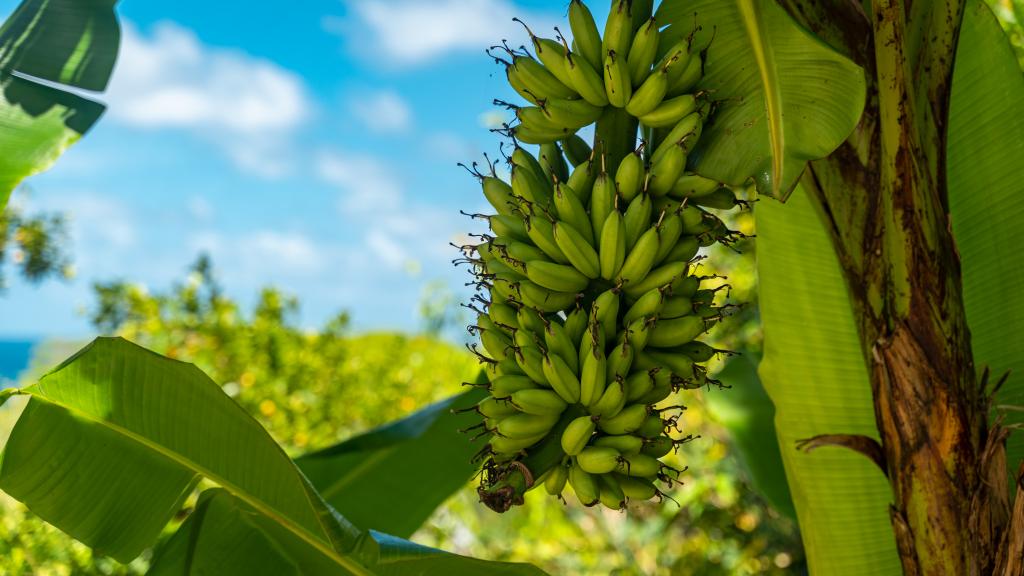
[0,0,582,339]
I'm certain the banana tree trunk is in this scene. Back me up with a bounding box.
[776,0,1022,573]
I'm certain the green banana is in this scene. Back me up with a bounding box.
[481,327,514,362]
[518,279,578,312]
[544,319,579,372]
[652,215,683,263]
[622,193,652,249]
[514,342,549,386]
[617,226,660,286]
[563,307,588,345]
[544,462,569,496]
[623,316,652,352]
[579,344,607,407]
[561,415,597,456]
[566,160,596,202]
[561,134,593,166]
[542,352,582,404]
[482,176,516,216]
[569,461,600,506]
[623,260,687,297]
[599,210,627,280]
[654,39,692,86]
[597,474,626,510]
[641,435,675,458]
[647,139,686,197]
[660,295,693,318]
[526,260,589,292]
[603,49,632,108]
[602,0,633,60]
[594,434,644,454]
[661,236,699,265]
[627,18,660,86]
[651,112,702,165]
[496,412,560,439]
[616,475,658,499]
[637,414,665,438]
[648,314,705,348]
[635,376,673,404]
[676,340,717,362]
[540,142,570,184]
[568,0,602,71]
[623,288,663,324]
[490,374,538,397]
[516,305,548,336]
[522,24,573,88]
[488,214,531,243]
[591,289,620,342]
[512,146,552,191]
[507,54,577,101]
[490,432,547,455]
[553,222,600,280]
[524,215,569,264]
[638,93,699,128]
[598,404,649,435]
[606,339,634,382]
[477,396,519,419]
[624,369,657,402]
[589,169,616,237]
[591,377,627,419]
[667,52,703,96]
[545,98,604,129]
[511,163,552,209]
[488,301,520,331]
[565,51,610,107]
[644,349,695,379]
[617,453,661,478]
[577,446,621,474]
[693,187,740,210]
[553,183,594,241]
[670,172,720,199]
[625,67,669,117]
[615,149,644,203]
[511,123,567,145]
[510,389,568,416]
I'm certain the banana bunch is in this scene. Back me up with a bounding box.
[459,0,745,514]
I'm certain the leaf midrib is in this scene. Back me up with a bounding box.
[15,392,376,576]
[737,0,784,196]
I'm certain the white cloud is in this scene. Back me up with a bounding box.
[189,229,325,276]
[315,151,403,214]
[328,0,559,66]
[187,196,213,222]
[108,21,312,177]
[350,90,413,133]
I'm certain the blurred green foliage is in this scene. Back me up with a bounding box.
[0,251,802,575]
[0,191,72,293]
[986,0,1024,67]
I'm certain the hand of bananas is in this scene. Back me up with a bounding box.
[458,0,745,513]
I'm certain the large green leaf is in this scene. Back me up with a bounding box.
[0,338,545,575]
[656,0,866,199]
[756,187,900,574]
[705,354,795,519]
[296,387,487,539]
[0,0,119,211]
[947,0,1024,485]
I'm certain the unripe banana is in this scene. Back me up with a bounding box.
[648,315,705,348]
[599,404,649,435]
[616,475,658,500]
[544,319,579,373]
[677,340,717,362]
[561,415,597,456]
[553,223,600,282]
[644,349,695,380]
[647,139,686,197]
[526,260,589,293]
[578,320,606,373]
[565,51,610,107]
[563,307,588,345]
[540,142,570,184]
[654,39,692,86]
[641,435,675,458]
[518,280,578,313]
[660,295,693,318]
[577,446,621,474]
[527,31,573,89]
[579,343,607,407]
[544,462,569,496]
[652,215,683,264]
[490,431,547,455]
[624,369,657,402]
[569,461,600,506]
[566,160,596,202]
[545,98,604,130]
[623,288,663,324]
[514,342,549,385]
[488,214,531,243]
[510,389,569,416]
[606,339,634,382]
[623,316,652,352]
[507,55,577,101]
[594,434,644,454]
[634,376,673,405]
[516,305,548,336]
[568,0,602,71]
[516,105,574,135]
[662,236,699,265]
[636,414,665,438]
[477,397,519,419]
[603,50,632,108]
[590,377,627,419]
[482,177,516,216]
[651,112,702,165]
[488,301,519,330]
[623,261,687,298]
[591,289,620,342]
[598,211,627,280]
[481,328,514,362]
[561,134,593,167]
[498,240,548,269]
[597,474,626,510]
[602,0,633,60]
[670,173,720,199]
[496,412,560,439]
[512,146,551,191]
[617,226,660,286]
[627,18,660,86]
[589,170,616,238]
[512,123,568,145]
[623,193,653,249]
[542,353,582,404]
[617,453,661,478]
[490,374,538,397]
[638,94,699,128]
[553,183,594,242]
[667,52,703,96]
[615,150,644,203]
[693,187,740,210]
[524,216,569,264]
[625,67,669,117]
[511,164,552,209]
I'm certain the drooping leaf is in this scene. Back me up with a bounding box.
[947,0,1024,486]
[0,0,119,210]
[296,387,488,539]
[755,187,901,574]
[656,0,866,199]
[0,338,546,575]
[705,354,795,519]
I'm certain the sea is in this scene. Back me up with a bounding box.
[0,340,35,388]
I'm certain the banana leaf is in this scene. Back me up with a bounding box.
[0,0,119,210]
[655,0,866,199]
[296,387,488,539]
[0,338,545,575]
[947,0,1024,489]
